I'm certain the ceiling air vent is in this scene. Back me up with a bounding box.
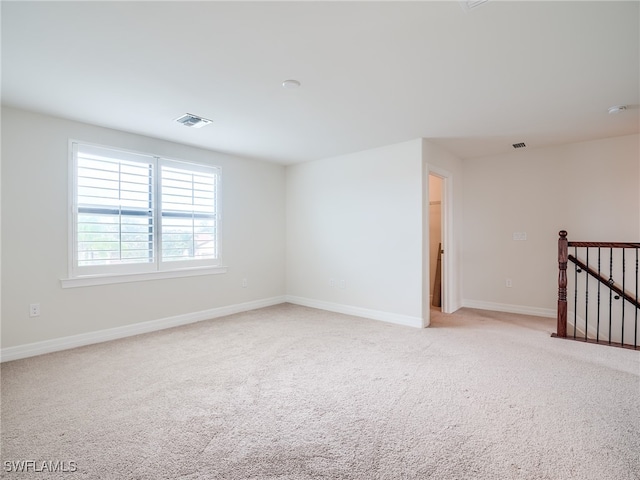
[175,113,213,128]
[512,142,526,149]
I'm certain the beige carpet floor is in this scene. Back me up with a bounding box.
[1,304,639,479]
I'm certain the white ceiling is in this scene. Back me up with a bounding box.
[2,1,638,165]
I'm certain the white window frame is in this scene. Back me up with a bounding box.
[62,140,226,288]
[158,158,220,272]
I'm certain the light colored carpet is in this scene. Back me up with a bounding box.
[1,304,639,479]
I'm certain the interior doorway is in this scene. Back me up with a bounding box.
[428,174,443,310]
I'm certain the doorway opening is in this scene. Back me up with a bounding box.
[428,174,444,311]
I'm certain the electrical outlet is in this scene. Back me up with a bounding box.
[329,279,335,288]
[339,279,346,289]
[505,278,513,288]
[241,278,248,288]
[29,303,41,317]
[512,232,527,241]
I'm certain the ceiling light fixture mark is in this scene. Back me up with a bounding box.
[282,79,301,89]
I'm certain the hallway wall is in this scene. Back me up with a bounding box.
[461,134,639,315]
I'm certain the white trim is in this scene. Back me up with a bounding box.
[427,165,455,316]
[0,296,286,362]
[285,295,423,328]
[422,163,431,327]
[462,299,556,318]
[68,140,77,280]
[61,265,228,288]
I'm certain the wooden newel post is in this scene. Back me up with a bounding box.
[557,230,568,338]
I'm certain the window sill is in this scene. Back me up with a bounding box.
[60,265,228,289]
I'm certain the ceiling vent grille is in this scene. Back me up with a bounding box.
[512,142,526,149]
[175,113,213,128]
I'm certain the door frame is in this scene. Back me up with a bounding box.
[425,165,454,325]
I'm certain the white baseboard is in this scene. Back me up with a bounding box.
[285,295,423,328]
[462,299,556,318]
[1,296,286,363]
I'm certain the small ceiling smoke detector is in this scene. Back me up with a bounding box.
[512,142,526,149]
[282,79,301,89]
[607,105,627,114]
[175,113,213,128]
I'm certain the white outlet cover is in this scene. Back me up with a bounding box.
[512,232,527,241]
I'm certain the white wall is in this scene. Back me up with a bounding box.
[286,140,424,325]
[462,134,639,314]
[1,107,286,349]
[3,105,635,354]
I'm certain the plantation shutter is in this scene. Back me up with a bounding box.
[159,160,219,266]
[74,143,155,274]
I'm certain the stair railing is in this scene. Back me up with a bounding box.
[555,230,639,349]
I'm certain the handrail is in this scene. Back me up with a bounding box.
[568,254,640,309]
[569,241,640,248]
